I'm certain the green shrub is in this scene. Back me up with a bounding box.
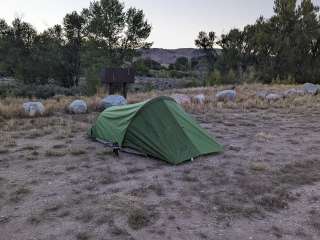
[0,83,85,99]
[224,69,238,84]
[272,74,296,85]
[85,64,102,96]
[206,69,222,86]
[169,70,192,79]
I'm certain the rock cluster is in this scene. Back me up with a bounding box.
[257,83,319,101]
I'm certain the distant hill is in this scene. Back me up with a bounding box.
[138,48,207,65]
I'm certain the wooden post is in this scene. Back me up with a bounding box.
[123,83,127,99]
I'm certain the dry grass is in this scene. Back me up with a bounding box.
[0,134,17,148]
[1,84,319,119]
[69,148,87,156]
[45,149,67,158]
[309,209,320,233]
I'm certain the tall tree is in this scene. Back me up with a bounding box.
[195,31,217,70]
[8,18,37,83]
[0,19,12,75]
[63,11,87,87]
[83,0,151,66]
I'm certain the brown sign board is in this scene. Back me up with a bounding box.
[101,68,135,84]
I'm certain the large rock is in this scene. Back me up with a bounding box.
[100,95,127,110]
[68,100,87,114]
[283,88,305,98]
[256,91,270,99]
[265,93,283,101]
[23,102,45,117]
[303,83,320,95]
[193,94,206,104]
[171,94,191,105]
[216,90,236,102]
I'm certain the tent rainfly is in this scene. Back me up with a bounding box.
[90,96,223,164]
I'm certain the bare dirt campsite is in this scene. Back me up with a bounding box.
[1,85,320,240]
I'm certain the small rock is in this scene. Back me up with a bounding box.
[100,95,127,110]
[193,94,206,104]
[266,93,283,101]
[68,100,87,114]
[303,83,319,95]
[216,90,236,102]
[228,145,241,152]
[171,94,191,105]
[23,102,45,117]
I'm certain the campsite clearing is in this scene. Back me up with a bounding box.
[1,97,320,239]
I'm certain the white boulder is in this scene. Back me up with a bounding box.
[256,91,270,99]
[304,83,320,95]
[171,94,191,105]
[283,88,305,98]
[265,93,283,101]
[23,102,45,117]
[193,94,206,104]
[216,90,236,102]
[100,95,127,110]
[68,100,87,114]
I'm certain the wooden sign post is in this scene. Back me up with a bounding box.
[101,68,135,99]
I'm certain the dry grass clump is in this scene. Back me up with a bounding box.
[105,193,159,230]
[9,186,32,203]
[0,133,17,148]
[46,149,67,158]
[249,162,269,172]
[0,97,26,119]
[309,209,320,232]
[69,147,87,156]
[127,208,151,230]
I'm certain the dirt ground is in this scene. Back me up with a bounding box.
[1,105,320,240]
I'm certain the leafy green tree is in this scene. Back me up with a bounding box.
[206,69,222,86]
[195,31,217,71]
[83,0,152,66]
[31,25,69,85]
[8,18,37,83]
[81,0,152,91]
[205,0,320,84]
[175,57,189,71]
[63,11,87,86]
[0,19,12,75]
[218,29,244,77]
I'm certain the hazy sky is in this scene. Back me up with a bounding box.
[1,0,319,48]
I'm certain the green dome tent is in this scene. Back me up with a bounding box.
[90,96,223,164]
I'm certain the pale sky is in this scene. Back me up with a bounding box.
[1,0,319,48]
